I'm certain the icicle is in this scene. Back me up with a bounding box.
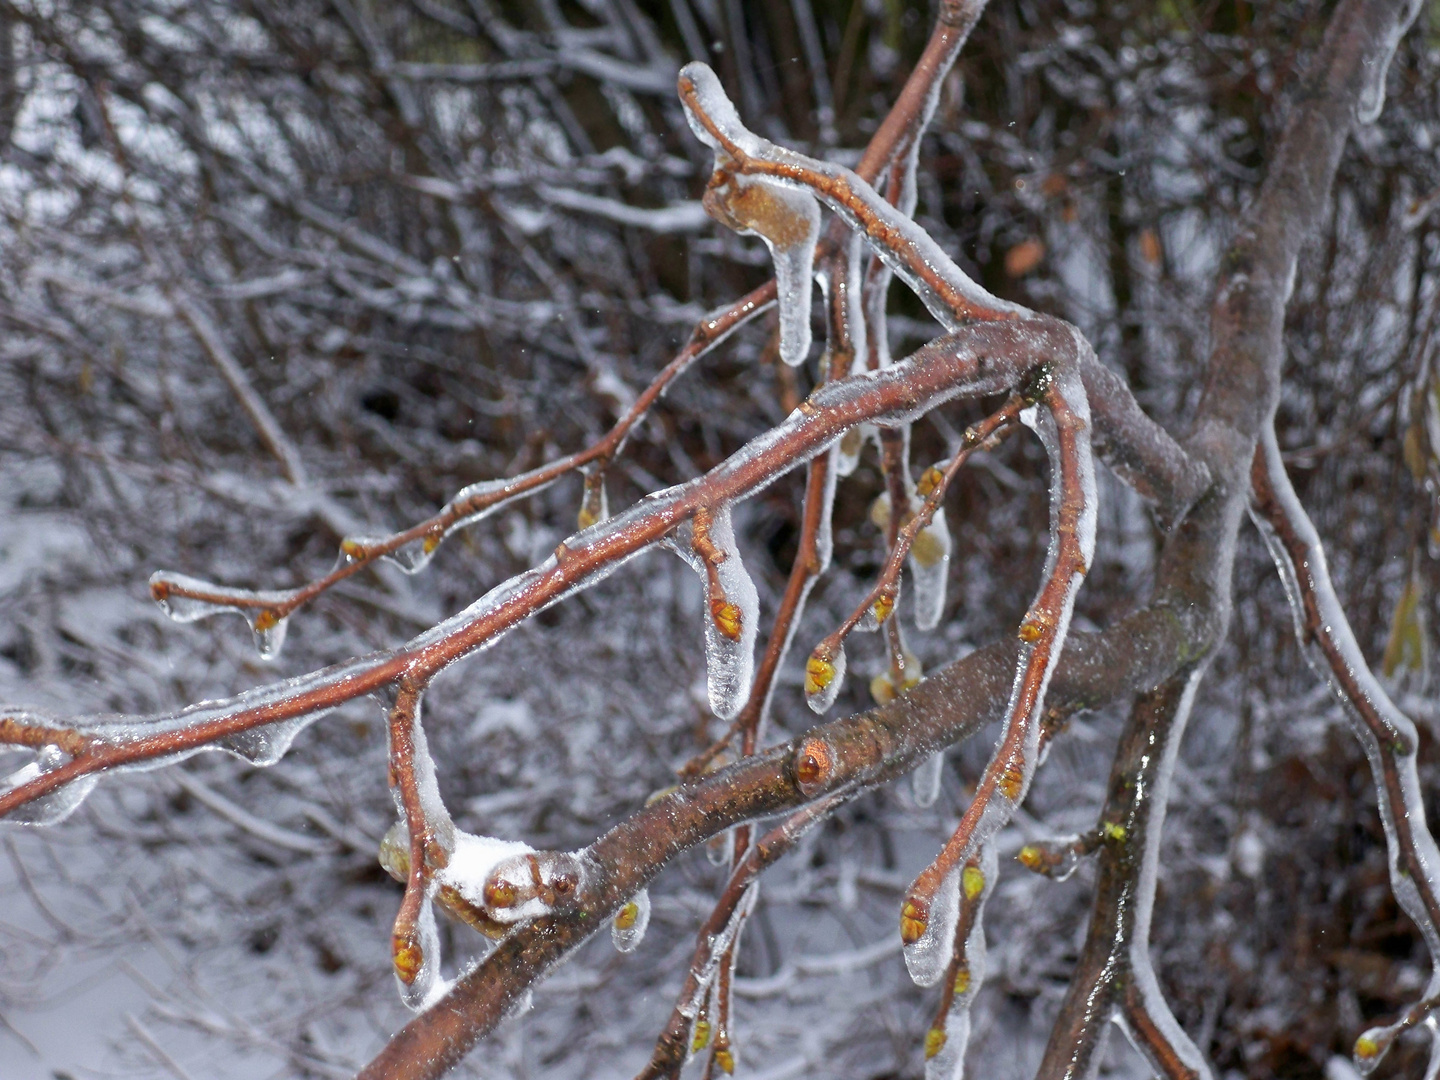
[913,750,944,808]
[666,508,760,721]
[902,864,962,988]
[909,508,951,632]
[611,888,651,953]
[804,643,846,714]
[216,715,318,766]
[678,884,758,1020]
[681,68,820,367]
[0,745,98,826]
[706,828,733,865]
[149,571,292,661]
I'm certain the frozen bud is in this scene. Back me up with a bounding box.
[916,466,945,499]
[793,735,836,795]
[997,758,1025,802]
[691,1019,711,1052]
[953,963,970,995]
[804,644,846,713]
[911,524,947,568]
[961,865,986,902]
[481,851,586,923]
[714,1047,735,1074]
[869,492,892,531]
[925,1026,947,1060]
[611,889,651,953]
[711,597,744,642]
[900,897,928,945]
[392,930,424,984]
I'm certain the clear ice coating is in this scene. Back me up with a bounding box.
[611,888,651,953]
[0,744,98,826]
[804,643,846,714]
[903,864,961,988]
[679,883,758,1020]
[912,750,944,808]
[1249,432,1440,1076]
[397,894,446,1012]
[909,509,951,632]
[678,64,820,367]
[149,571,293,661]
[678,62,1023,335]
[666,508,760,720]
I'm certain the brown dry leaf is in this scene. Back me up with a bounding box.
[1139,227,1163,266]
[1005,238,1045,277]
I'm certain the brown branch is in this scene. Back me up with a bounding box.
[634,793,849,1080]
[150,278,777,626]
[353,587,1210,1080]
[0,317,1087,820]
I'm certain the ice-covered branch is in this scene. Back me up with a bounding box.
[1250,430,1440,1073]
[1035,673,1212,1080]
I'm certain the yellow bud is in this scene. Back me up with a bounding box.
[1017,845,1044,871]
[900,900,927,944]
[998,760,1025,801]
[692,1020,711,1052]
[1102,821,1127,842]
[912,527,946,567]
[484,879,518,909]
[870,673,896,705]
[392,936,423,984]
[714,1049,735,1074]
[900,651,923,690]
[422,533,441,554]
[712,600,743,642]
[805,653,836,695]
[925,1027,947,1059]
[916,466,945,498]
[252,609,279,632]
[1354,1035,1381,1059]
[869,493,891,530]
[614,901,640,931]
[962,865,985,901]
[340,538,366,559]
[872,593,895,625]
[953,964,970,995]
[1018,620,1043,643]
[577,506,598,530]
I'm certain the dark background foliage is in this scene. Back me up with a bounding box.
[0,0,1437,1076]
